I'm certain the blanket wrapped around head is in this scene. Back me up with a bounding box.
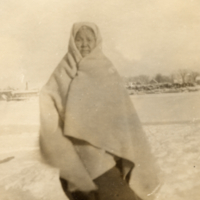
[39,22,161,200]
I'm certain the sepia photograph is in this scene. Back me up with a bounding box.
[0,1,200,200]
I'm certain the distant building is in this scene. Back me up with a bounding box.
[0,90,12,100]
[184,73,193,84]
[11,90,39,100]
[0,90,39,101]
[172,74,183,84]
[149,79,158,84]
[196,76,200,84]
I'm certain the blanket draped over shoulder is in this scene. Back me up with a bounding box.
[39,22,161,200]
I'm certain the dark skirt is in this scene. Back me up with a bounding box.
[60,165,142,200]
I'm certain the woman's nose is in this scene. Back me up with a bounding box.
[81,39,88,47]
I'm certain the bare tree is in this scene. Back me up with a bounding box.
[190,71,200,83]
[178,69,188,84]
[126,75,150,85]
[154,73,172,83]
[154,73,163,83]
[138,75,150,84]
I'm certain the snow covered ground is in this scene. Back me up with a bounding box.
[0,93,200,200]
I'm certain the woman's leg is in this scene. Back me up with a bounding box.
[93,166,142,200]
[60,166,142,200]
[60,178,98,200]
[60,178,75,200]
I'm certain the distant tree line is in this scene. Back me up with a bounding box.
[125,69,200,85]
[123,69,200,95]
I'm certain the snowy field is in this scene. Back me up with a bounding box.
[0,93,200,200]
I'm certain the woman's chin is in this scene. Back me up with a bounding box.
[81,51,90,57]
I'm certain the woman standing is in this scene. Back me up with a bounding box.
[39,22,161,200]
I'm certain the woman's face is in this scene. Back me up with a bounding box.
[75,27,96,57]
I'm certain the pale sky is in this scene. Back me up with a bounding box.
[0,0,200,89]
